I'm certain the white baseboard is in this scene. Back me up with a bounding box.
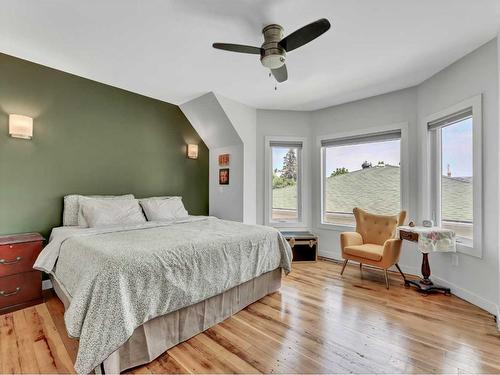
[317,253,499,329]
[318,249,341,260]
[432,275,498,317]
[397,263,499,317]
[42,279,53,291]
[394,262,499,321]
[497,305,500,331]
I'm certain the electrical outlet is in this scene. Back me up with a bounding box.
[451,253,459,267]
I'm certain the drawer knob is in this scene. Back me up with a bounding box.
[0,287,21,297]
[0,256,22,265]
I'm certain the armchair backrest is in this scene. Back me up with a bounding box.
[353,207,406,245]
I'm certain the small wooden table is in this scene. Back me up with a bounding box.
[399,229,451,295]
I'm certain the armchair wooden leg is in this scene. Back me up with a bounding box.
[340,259,348,275]
[384,269,389,289]
[395,263,406,282]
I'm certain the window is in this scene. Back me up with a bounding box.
[265,138,306,227]
[428,96,482,255]
[271,144,300,222]
[321,130,402,227]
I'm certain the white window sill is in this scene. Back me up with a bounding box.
[317,222,356,232]
[268,221,308,229]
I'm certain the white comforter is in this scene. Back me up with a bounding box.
[34,216,292,374]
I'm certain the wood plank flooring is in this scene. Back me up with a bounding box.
[1,260,499,374]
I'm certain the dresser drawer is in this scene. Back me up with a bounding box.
[0,241,42,277]
[400,230,419,242]
[0,271,42,309]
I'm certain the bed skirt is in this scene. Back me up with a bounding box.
[51,268,282,373]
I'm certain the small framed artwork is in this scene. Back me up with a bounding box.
[218,153,230,166]
[219,168,229,185]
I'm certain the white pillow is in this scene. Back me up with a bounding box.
[77,196,136,227]
[80,199,146,228]
[139,197,188,221]
[63,194,134,226]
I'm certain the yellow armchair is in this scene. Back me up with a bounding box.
[340,208,406,288]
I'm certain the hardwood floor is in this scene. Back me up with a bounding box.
[1,260,499,374]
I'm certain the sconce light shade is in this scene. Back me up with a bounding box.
[9,114,33,139]
[187,144,198,159]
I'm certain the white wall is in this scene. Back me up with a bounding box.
[311,87,420,271]
[181,93,244,222]
[416,38,499,313]
[182,92,258,224]
[185,38,499,318]
[254,39,499,317]
[256,110,313,226]
[209,145,244,221]
[217,95,257,224]
[180,92,241,148]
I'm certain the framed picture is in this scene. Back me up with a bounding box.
[219,168,229,185]
[218,153,230,166]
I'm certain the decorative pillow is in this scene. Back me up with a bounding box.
[63,194,134,226]
[139,197,189,221]
[80,199,146,228]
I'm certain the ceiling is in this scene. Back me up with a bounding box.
[1,0,500,111]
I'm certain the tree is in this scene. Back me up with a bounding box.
[331,167,348,177]
[280,149,297,181]
[272,174,295,189]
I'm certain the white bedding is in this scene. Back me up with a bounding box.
[34,216,292,373]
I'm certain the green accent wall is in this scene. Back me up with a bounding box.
[0,53,209,237]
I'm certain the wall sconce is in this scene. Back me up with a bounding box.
[9,114,33,139]
[187,144,198,159]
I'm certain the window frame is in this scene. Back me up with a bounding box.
[264,136,309,229]
[426,95,482,257]
[317,122,410,232]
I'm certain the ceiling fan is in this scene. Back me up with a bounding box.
[212,18,331,83]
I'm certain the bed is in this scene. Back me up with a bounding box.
[34,216,292,374]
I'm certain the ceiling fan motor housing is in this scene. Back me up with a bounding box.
[260,24,286,69]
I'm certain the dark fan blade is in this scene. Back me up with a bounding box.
[279,18,331,52]
[212,43,262,54]
[271,64,288,83]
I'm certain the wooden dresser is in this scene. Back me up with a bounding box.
[0,233,44,314]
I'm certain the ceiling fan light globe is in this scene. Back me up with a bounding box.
[261,54,285,69]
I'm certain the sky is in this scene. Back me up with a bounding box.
[273,118,473,178]
[325,139,400,174]
[272,144,400,174]
[441,118,473,177]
